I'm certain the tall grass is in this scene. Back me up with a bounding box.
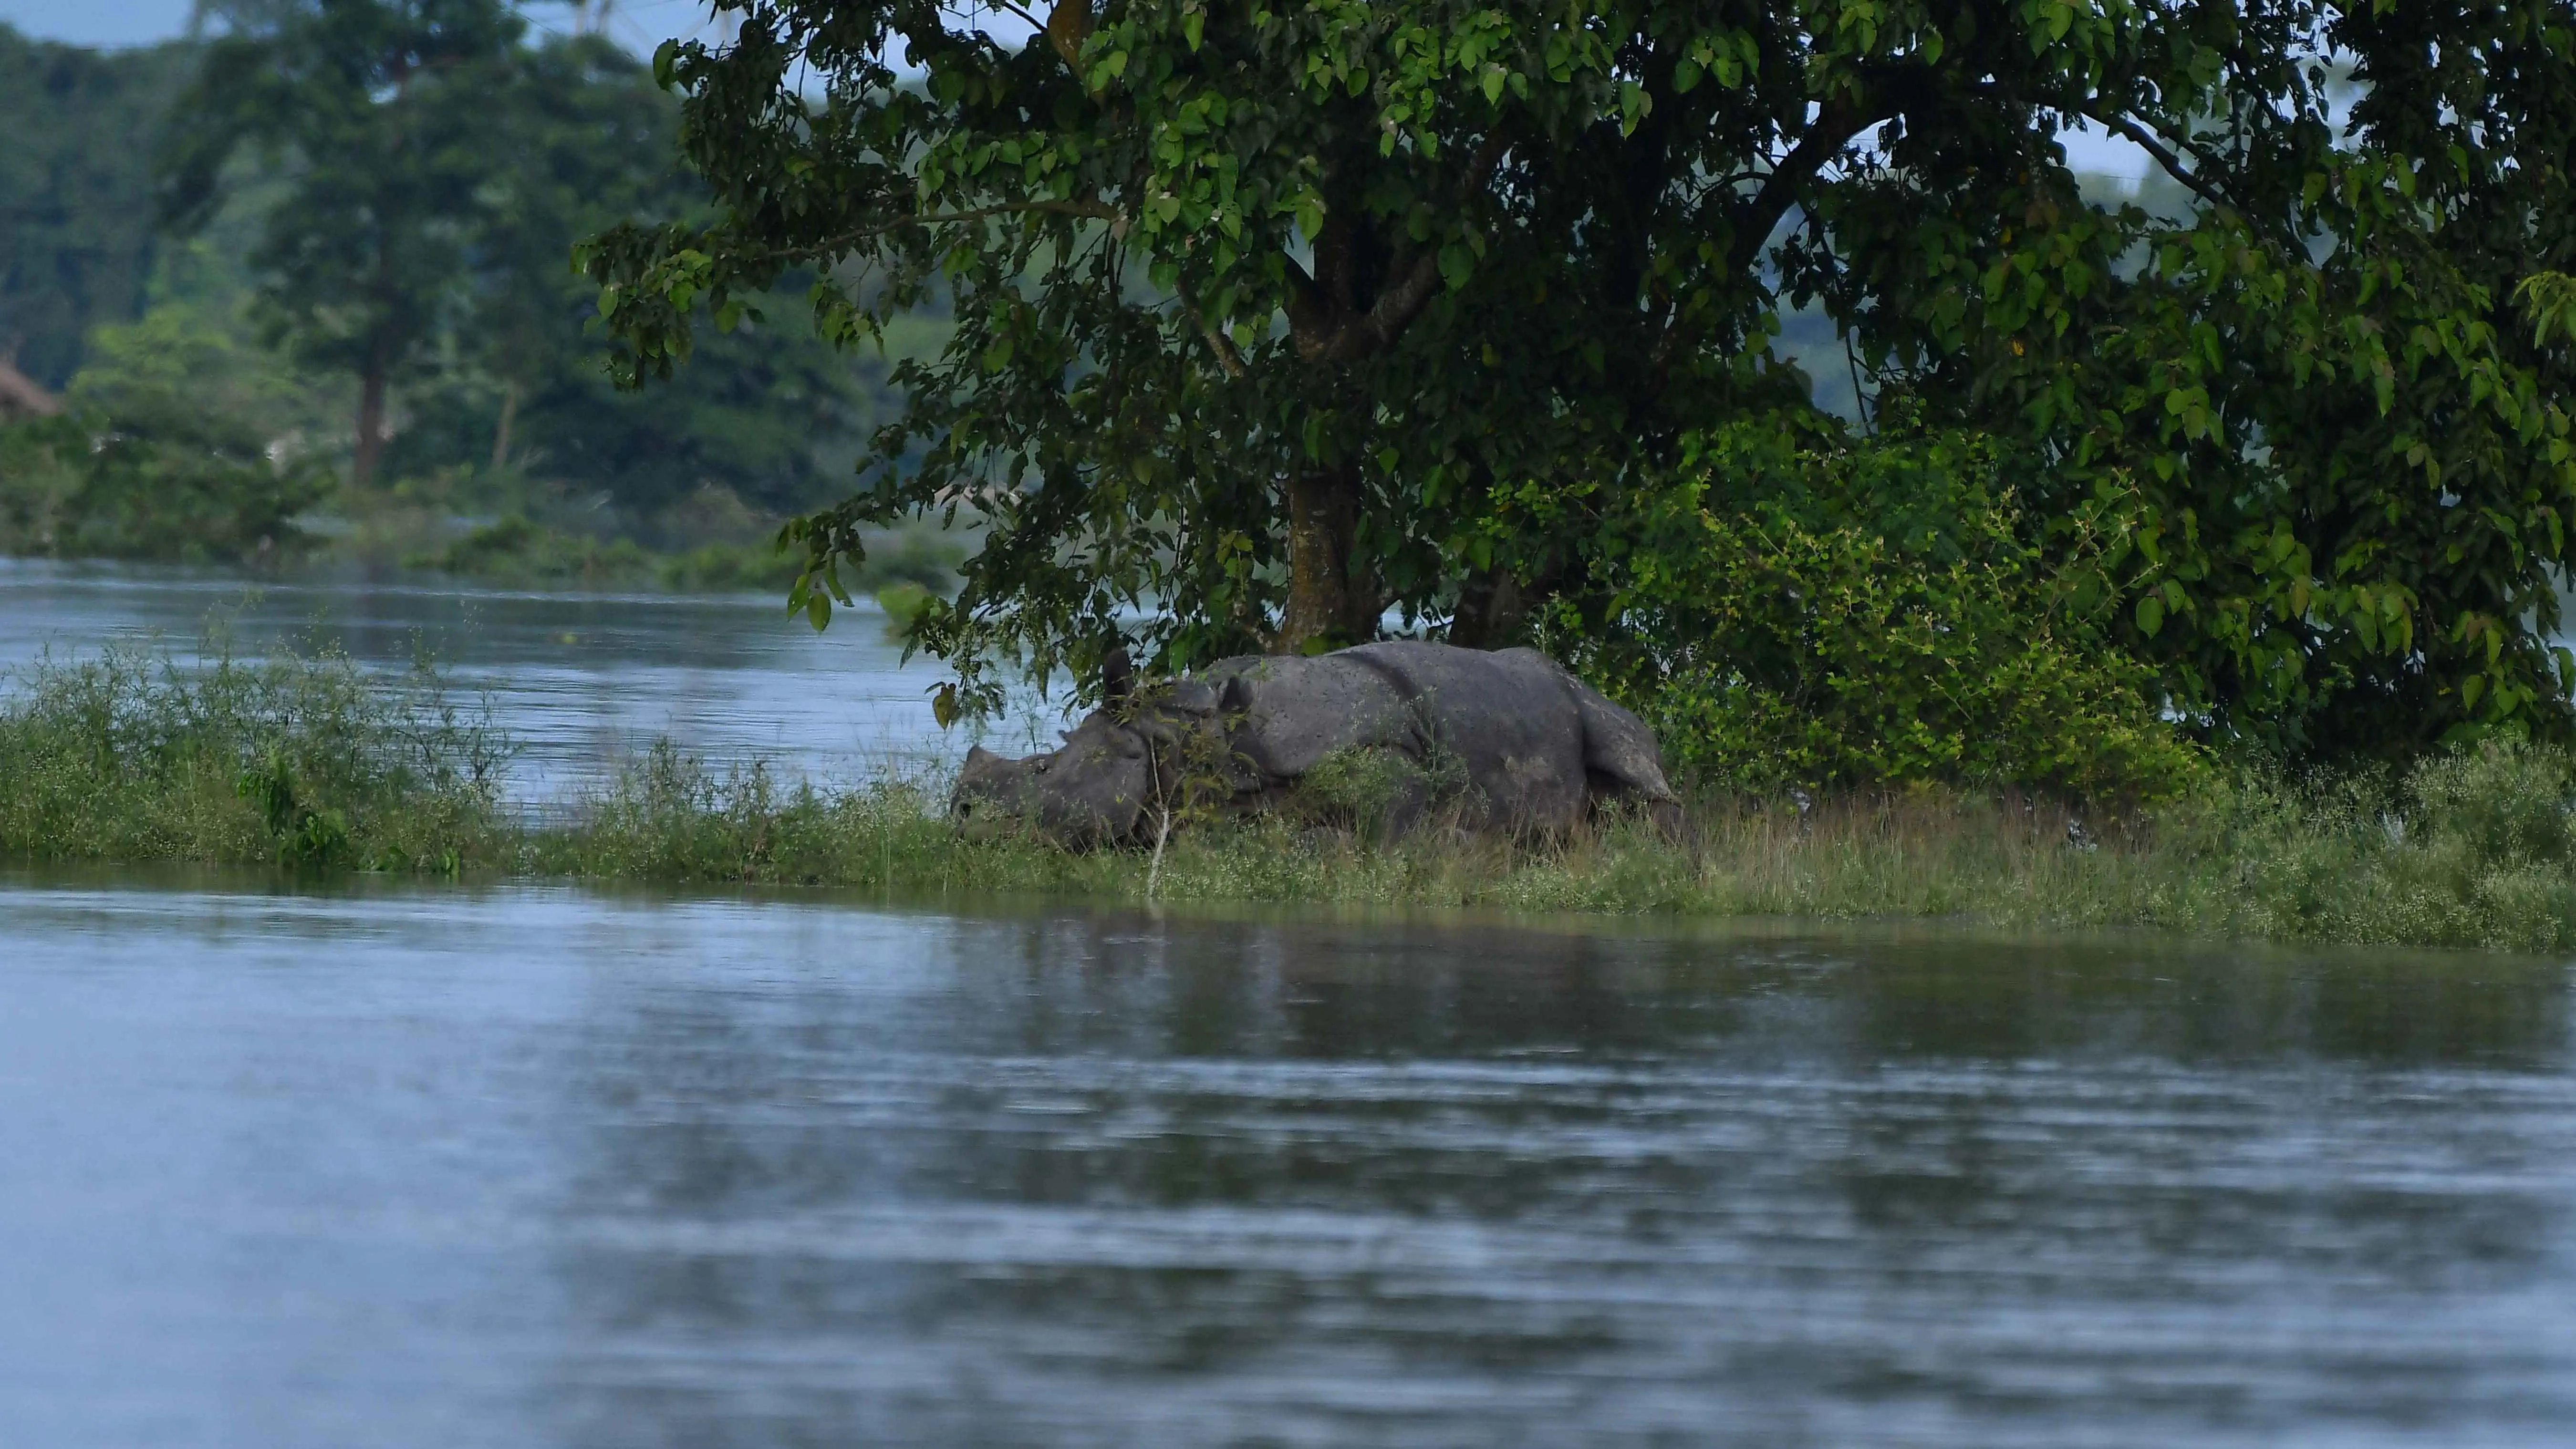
[0,643,509,870]
[9,645,2576,951]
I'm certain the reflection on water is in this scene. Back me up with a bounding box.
[0,559,1063,796]
[2,878,2570,1447]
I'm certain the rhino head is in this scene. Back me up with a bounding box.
[950,677,1244,848]
[951,711,1154,848]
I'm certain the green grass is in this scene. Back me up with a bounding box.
[9,644,2576,952]
[0,644,510,872]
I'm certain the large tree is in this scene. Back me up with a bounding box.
[0,25,197,389]
[161,0,523,489]
[157,6,861,514]
[591,1,2576,756]
[387,31,859,519]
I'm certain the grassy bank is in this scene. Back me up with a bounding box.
[6,645,2576,952]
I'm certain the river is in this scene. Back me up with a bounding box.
[0,558,1043,797]
[2,564,2573,1446]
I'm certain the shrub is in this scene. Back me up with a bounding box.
[0,409,327,563]
[0,642,507,869]
[1562,415,2202,801]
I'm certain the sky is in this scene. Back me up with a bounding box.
[0,0,719,52]
[0,0,197,49]
[0,0,2150,179]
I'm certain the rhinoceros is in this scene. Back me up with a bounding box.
[952,641,1675,846]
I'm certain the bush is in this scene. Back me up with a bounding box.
[0,642,507,869]
[0,409,328,563]
[2211,740,2576,951]
[1563,415,2201,801]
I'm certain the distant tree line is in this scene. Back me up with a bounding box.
[0,26,193,391]
[1,2,904,553]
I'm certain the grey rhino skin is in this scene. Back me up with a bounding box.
[952,641,1675,847]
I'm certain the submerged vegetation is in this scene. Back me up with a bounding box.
[9,645,2576,954]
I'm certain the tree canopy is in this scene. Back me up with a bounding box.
[162,0,528,489]
[0,24,196,389]
[157,0,861,511]
[374,25,860,518]
[590,1,2576,758]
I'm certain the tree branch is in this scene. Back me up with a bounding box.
[1314,130,1512,362]
[2079,108,2239,219]
[1174,271,1248,378]
[984,0,1047,34]
[779,199,1122,259]
[1727,99,1878,275]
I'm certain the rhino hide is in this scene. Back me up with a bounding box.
[952,642,1675,848]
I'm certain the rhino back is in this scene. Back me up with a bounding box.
[1204,653,1411,778]
[1494,648,1677,803]
[1343,642,1589,830]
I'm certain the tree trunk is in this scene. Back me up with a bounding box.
[490,381,518,471]
[1448,566,1527,649]
[352,361,388,491]
[1277,461,1380,653]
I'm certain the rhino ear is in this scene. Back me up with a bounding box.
[964,744,998,765]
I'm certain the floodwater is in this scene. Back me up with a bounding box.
[3,882,2571,1447]
[0,559,1047,797]
[3,564,2575,1446]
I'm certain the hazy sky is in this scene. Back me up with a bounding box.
[0,0,714,51]
[0,0,197,49]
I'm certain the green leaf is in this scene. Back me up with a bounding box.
[1439,242,1474,291]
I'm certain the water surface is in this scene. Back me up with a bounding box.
[0,560,1052,796]
[3,876,2570,1447]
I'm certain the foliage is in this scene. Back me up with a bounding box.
[589,1,2576,764]
[2,290,344,562]
[401,514,662,588]
[375,33,862,517]
[3,6,882,556]
[873,581,939,631]
[1558,414,2202,799]
[1297,740,1472,842]
[0,407,330,562]
[401,511,966,594]
[0,24,196,388]
[161,0,529,488]
[1792,7,2576,758]
[67,292,346,452]
[2523,270,2576,350]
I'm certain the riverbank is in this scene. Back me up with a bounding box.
[5,645,2573,952]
